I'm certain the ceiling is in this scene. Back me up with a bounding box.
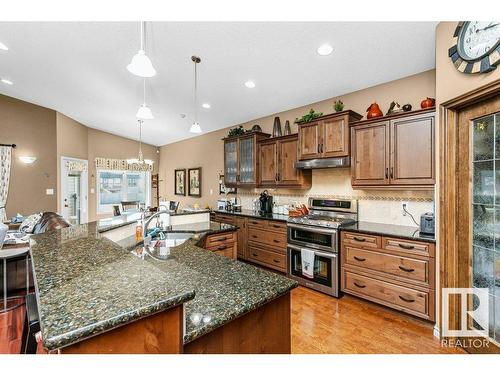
[0,22,437,146]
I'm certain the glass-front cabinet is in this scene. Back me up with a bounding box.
[471,112,500,345]
[223,132,270,187]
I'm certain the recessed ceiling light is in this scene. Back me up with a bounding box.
[202,103,211,109]
[317,44,333,56]
[0,42,8,51]
[244,80,256,89]
[1,78,13,85]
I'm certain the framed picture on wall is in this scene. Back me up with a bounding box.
[174,169,186,196]
[188,167,202,197]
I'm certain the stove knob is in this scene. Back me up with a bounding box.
[326,223,331,227]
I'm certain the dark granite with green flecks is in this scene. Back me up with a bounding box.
[29,222,195,351]
[30,219,296,349]
[130,237,296,343]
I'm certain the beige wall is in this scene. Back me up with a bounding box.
[1,94,57,218]
[436,22,500,104]
[55,112,160,221]
[159,69,436,226]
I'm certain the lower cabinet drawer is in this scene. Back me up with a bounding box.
[205,232,236,247]
[344,246,430,284]
[248,228,287,251]
[214,214,235,225]
[343,271,433,320]
[206,243,236,259]
[248,245,286,272]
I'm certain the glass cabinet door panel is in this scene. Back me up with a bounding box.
[472,112,500,343]
[224,140,238,184]
[239,137,255,183]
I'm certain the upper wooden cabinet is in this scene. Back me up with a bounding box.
[224,132,270,187]
[297,110,363,160]
[258,134,311,189]
[350,109,435,188]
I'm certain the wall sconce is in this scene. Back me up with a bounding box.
[18,156,37,164]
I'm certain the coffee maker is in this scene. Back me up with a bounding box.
[259,190,273,214]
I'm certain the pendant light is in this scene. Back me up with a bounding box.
[127,120,154,165]
[127,21,157,78]
[189,56,202,134]
[136,79,154,119]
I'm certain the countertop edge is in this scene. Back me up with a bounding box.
[42,290,196,351]
[183,282,298,344]
[339,224,436,243]
[213,209,289,222]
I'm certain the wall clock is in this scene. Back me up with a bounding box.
[448,21,500,74]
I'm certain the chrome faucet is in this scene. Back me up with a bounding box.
[143,209,169,238]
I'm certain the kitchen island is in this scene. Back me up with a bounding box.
[29,215,297,354]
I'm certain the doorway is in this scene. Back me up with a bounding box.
[60,157,88,225]
[440,80,500,353]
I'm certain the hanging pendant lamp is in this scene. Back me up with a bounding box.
[189,56,202,134]
[136,79,154,119]
[127,120,154,165]
[127,21,157,78]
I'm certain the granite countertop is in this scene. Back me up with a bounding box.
[341,221,435,243]
[130,237,297,343]
[164,221,237,234]
[30,219,296,349]
[213,209,289,222]
[29,222,195,351]
[97,209,210,233]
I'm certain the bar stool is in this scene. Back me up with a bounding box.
[20,293,40,354]
[0,246,30,313]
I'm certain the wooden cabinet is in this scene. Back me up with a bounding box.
[350,109,435,188]
[204,231,237,259]
[341,230,435,321]
[224,132,270,188]
[213,212,287,271]
[234,217,248,260]
[351,120,390,186]
[297,110,363,160]
[258,134,311,189]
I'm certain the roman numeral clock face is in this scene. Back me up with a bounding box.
[449,21,500,74]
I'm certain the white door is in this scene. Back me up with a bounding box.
[60,157,88,224]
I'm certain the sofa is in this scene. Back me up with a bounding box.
[1,212,71,294]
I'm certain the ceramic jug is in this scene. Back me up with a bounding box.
[366,103,383,119]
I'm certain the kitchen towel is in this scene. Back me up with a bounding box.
[301,249,315,279]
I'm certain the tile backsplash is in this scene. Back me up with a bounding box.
[237,169,434,228]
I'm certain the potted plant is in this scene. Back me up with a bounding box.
[334,100,344,112]
[295,108,323,124]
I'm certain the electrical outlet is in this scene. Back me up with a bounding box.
[401,201,409,216]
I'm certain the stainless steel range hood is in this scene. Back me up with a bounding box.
[295,156,350,169]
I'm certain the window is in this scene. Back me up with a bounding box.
[97,170,151,213]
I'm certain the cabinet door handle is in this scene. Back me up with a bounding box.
[271,224,281,228]
[320,144,324,153]
[398,243,415,250]
[273,259,280,263]
[277,173,280,181]
[353,282,366,289]
[250,221,258,224]
[273,239,280,243]
[385,168,388,179]
[217,237,227,241]
[399,265,415,273]
[317,144,320,153]
[217,245,227,250]
[353,236,366,242]
[252,253,258,257]
[252,235,258,238]
[353,256,366,262]
[390,167,394,179]
[399,295,415,303]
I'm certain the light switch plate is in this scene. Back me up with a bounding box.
[46,188,54,195]
[90,188,95,194]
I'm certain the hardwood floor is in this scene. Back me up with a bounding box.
[291,286,463,354]
[0,287,464,354]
